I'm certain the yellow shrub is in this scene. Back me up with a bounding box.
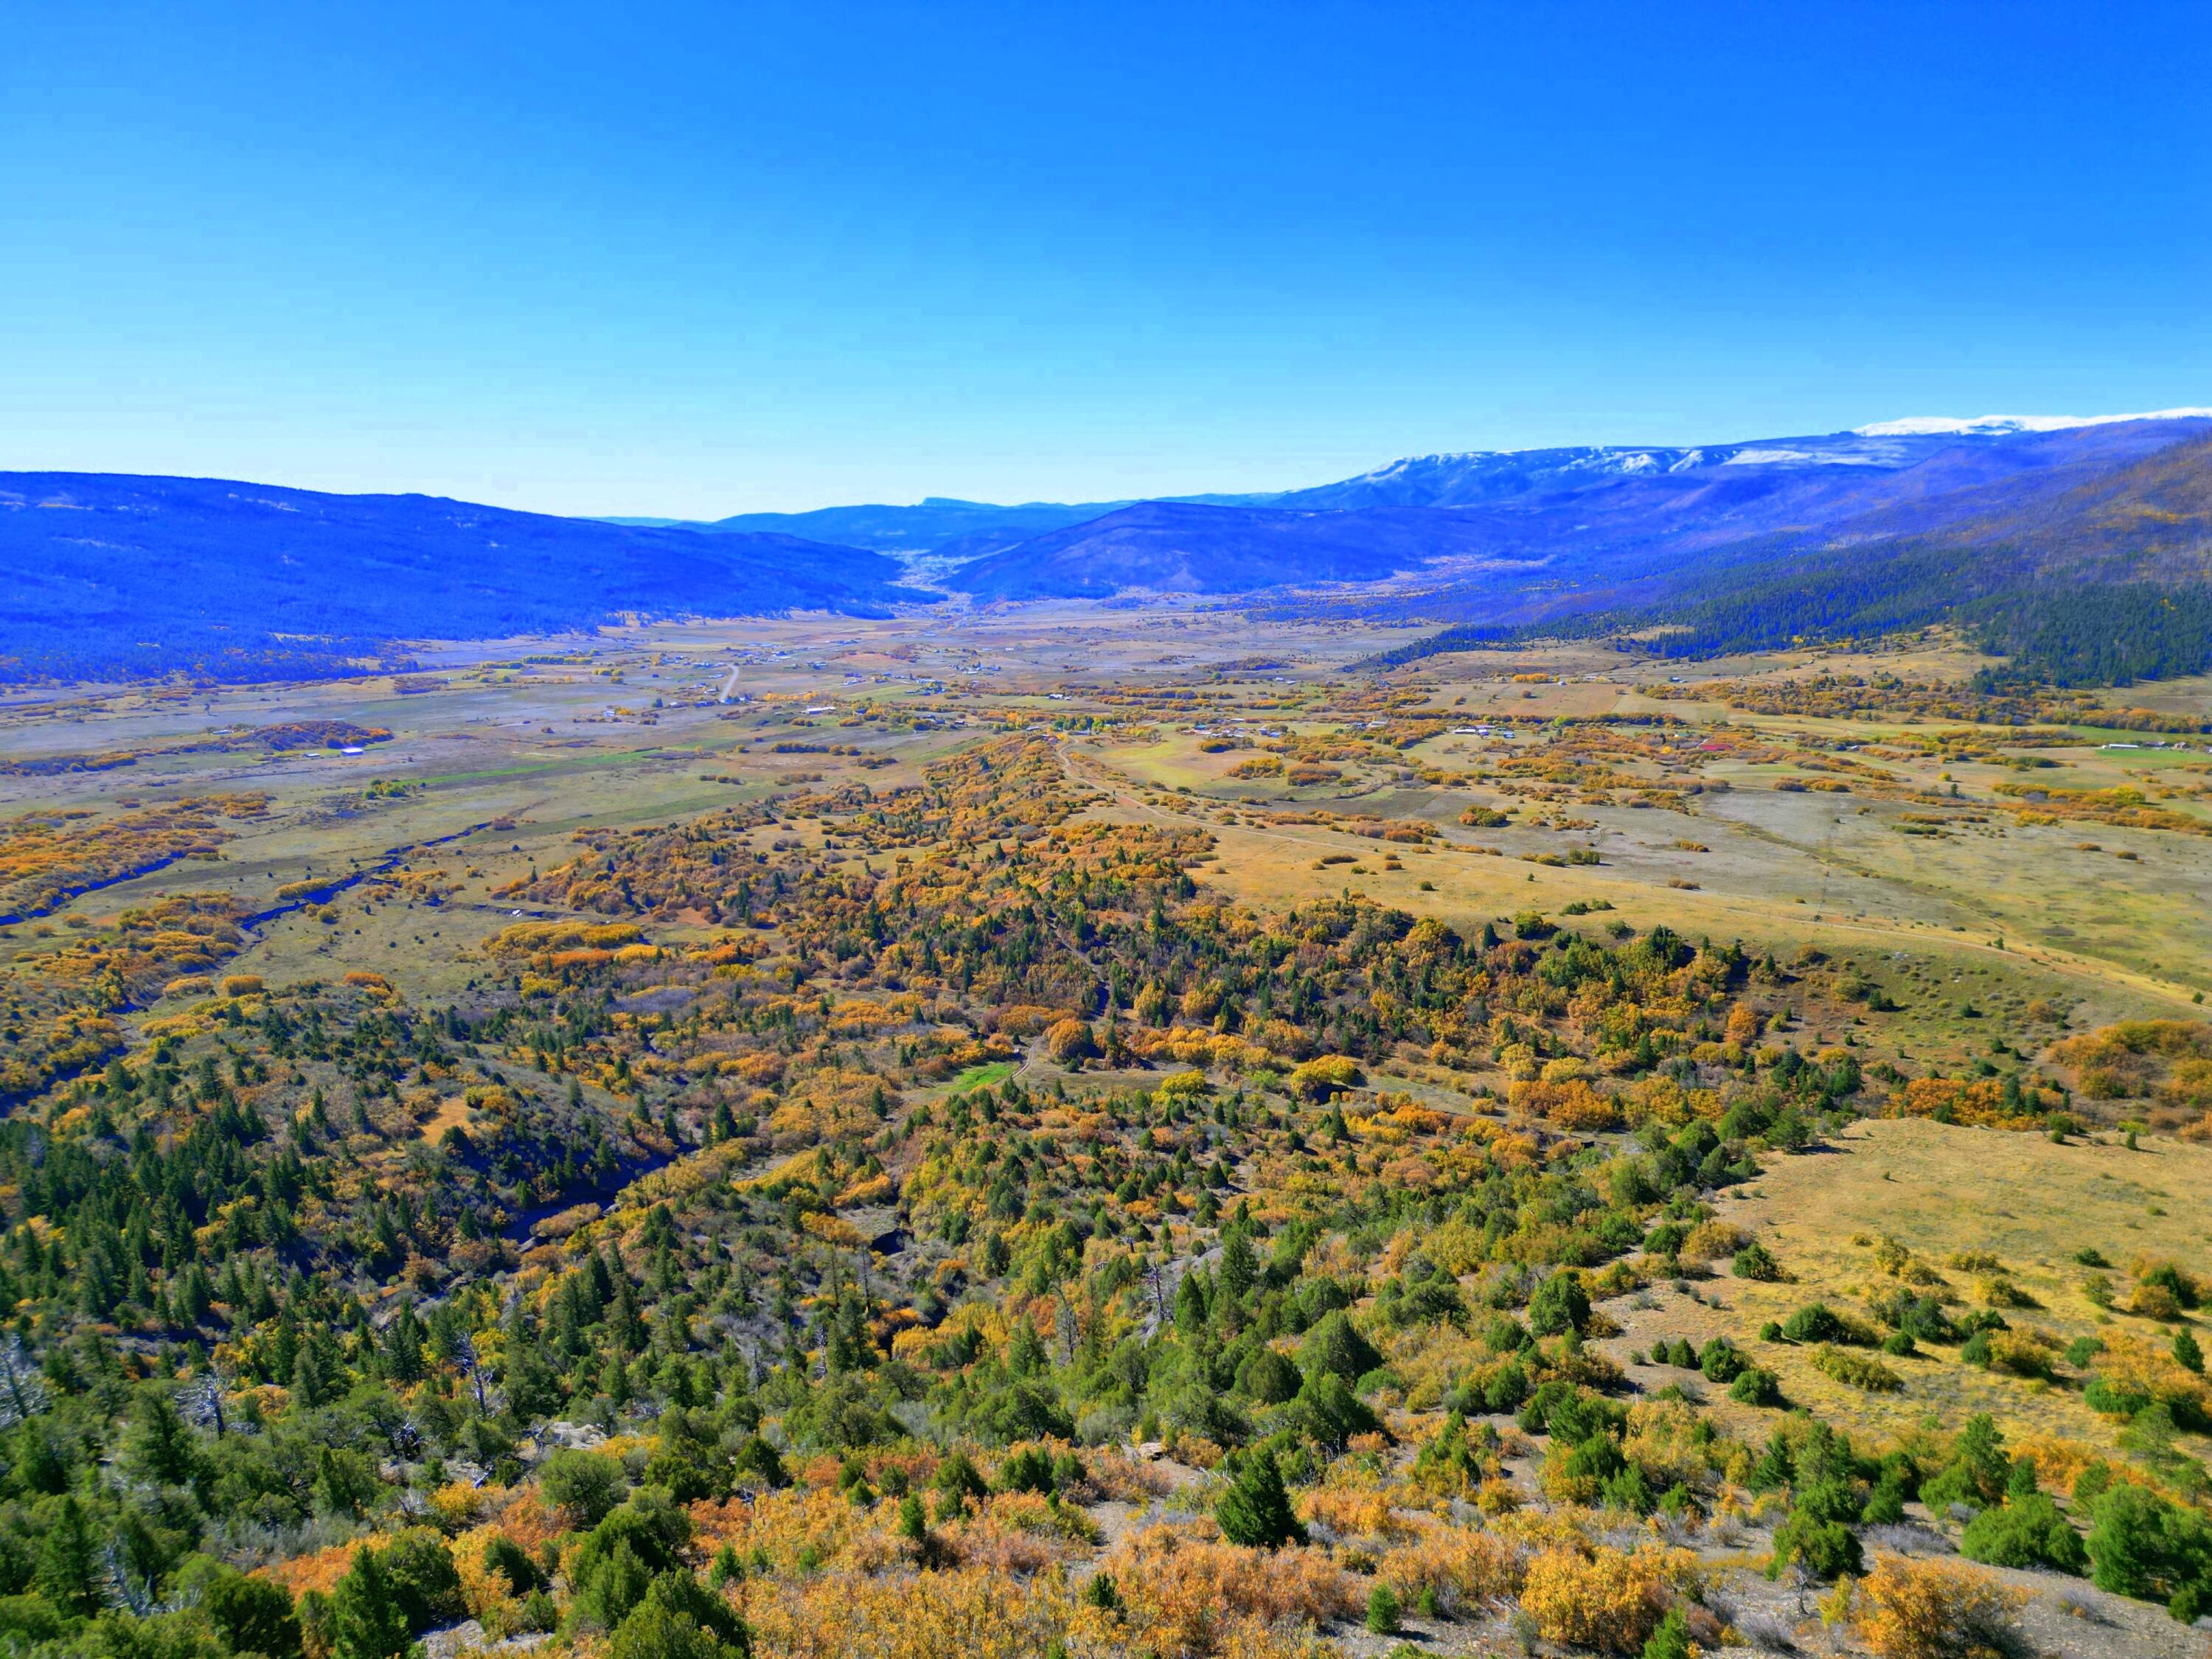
[1851,1556,2025,1659]
[1102,1524,1357,1656]
[1506,1078,1622,1131]
[1286,1054,1363,1100]
[801,1211,865,1248]
[741,1568,1071,1659]
[1518,1543,1699,1655]
[424,1481,488,1534]
[1378,1523,1525,1610]
[833,1172,894,1208]
[1678,1220,1749,1263]
[1298,1478,1415,1542]
[1622,1399,1722,1489]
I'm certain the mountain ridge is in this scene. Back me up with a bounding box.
[0,472,907,684]
[8,410,2211,686]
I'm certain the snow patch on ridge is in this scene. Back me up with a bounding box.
[1854,409,2212,437]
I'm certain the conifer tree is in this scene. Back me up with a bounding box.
[330,1546,410,1659]
[38,1495,105,1616]
[1215,1449,1306,1548]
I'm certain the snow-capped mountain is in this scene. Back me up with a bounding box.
[625,409,2212,563]
[945,411,2212,602]
[1854,408,2212,437]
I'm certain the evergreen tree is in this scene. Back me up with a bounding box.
[1643,1607,1693,1659]
[1219,1225,1257,1301]
[330,1546,410,1659]
[38,1495,106,1616]
[1215,1450,1306,1549]
[125,1390,199,1487]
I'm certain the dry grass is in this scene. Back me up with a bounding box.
[1675,1117,2212,1460]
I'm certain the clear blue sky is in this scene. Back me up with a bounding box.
[4,1,2206,517]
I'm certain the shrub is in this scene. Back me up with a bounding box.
[1481,1360,1531,1413]
[569,1494,695,1630]
[329,1547,408,1659]
[1769,1508,1862,1581]
[204,1566,303,1659]
[375,1530,465,1635]
[1919,1414,2011,1512]
[482,1535,540,1599]
[1043,1017,1098,1063]
[2085,1484,2212,1615]
[1236,1346,1301,1404]
[1861,1471,1910,1525]
[541,1449,630,1528]
[1811,1345,1905,1393]
[1983,1330,2056,1380]
[606,1573,748,1659]
[1781,1302,1874,1346]
[1377,1523,1526,1614]
[933,1450,990,1512]
[1519,1543,1698,1655]
[995,1446,1056,1495]
[1960,1493,2087,1574]
[1697,1338,1747,1384]
[1099,1523,1357,1653]
[1301,1310,1383,1383]
[1978,1276,2038,1310]
[1728,1367,1782,1407]
[1852,1556,2026,1659]
[1731,1241,1783,1281]
[1528,1270,1591,1337]
[1541,1430,1625,1505]
[1285,1054,1363,1101]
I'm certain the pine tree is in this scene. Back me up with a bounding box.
[2174,1327,2204,1374]
[330,1545,410,1659]
[1219,1225,1257,1301]
[1214,1450,1306,1549]
[125,1391,198,1487]
[38,1495,105,1615]
[1643,1607,1693,1659]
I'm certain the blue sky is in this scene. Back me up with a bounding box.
[3,1,2206,516]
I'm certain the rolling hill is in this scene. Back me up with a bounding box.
[942,501,1534,599]
[0,473,908,683]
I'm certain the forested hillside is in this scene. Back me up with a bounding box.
[1377,433,2212,686]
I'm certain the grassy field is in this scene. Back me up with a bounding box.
[1604,1116,2212,1465]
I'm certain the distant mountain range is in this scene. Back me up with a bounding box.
[5,408,2210,684]
[633,408,2212,549]
[0,473,904,684]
